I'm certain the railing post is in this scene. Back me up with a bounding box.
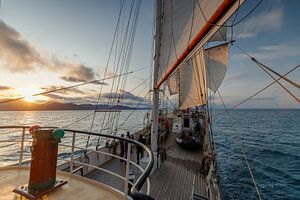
[19,128,25,166]
[124,143,131,199]
[70,132,76,173]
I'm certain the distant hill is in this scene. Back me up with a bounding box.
[0,100,146,111]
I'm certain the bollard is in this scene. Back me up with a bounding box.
[28,128,63,193]
[13,127,67,199]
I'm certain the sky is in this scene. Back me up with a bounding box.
[0,0,299,108]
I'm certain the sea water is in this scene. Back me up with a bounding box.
[0,109,299,199]
[212,109,300,200]
[0,110,148,166]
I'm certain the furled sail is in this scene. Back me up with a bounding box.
[156,0,243,88]
[179,51,207,109]
[205,43,228,92]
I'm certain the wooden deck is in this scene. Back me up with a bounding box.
[0,166,124,200]
[86,132,208,200]
[149,133,207,200]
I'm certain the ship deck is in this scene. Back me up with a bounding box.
[87,132,208,200]
[149,133,207,200]
[0,166,124,200]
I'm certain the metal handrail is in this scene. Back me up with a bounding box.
[0,126,154,199]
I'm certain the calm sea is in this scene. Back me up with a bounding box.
[0,109,299,199]
[212,109,300,200]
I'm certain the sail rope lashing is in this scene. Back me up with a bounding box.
[0,72,133,105]
[216,89,263,200]
[234,44,300,103]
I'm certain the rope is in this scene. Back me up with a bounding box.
[87,0,141,148]
[196,0,263,27]
[161,90,177,111]
[216,89,263,200]
[234,44,300,103]
[230,64,300,110]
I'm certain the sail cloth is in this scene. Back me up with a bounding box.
[205,43,228,92]
[179,51,207,110]
[156,0,243,88]
[208,25,227,42]
[167,71,179,95]
[167,43,228,95]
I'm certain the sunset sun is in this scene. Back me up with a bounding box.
[17,87,46,102]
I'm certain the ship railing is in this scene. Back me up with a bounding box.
[0,126,154,200]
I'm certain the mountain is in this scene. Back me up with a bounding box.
[0,100,146,111]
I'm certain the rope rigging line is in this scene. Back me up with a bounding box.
[161,90,177,111]
[196,0,263,28]
[234,44,300,103]
[216,89,263,200]
[112,0,142,133]
[62,70,150,129]
[234,44,300,90]
[115,90,151,132]
[229,64,300,110]
[86,0,141,148]
[101,0,141,134]
[95,74,150,148]
[88,0,126,139]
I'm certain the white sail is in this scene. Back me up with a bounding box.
[208,25,227,42]
[167,71,179,95]
[179,50,207,109]
[156,0,243,88]
[205,43,228,92]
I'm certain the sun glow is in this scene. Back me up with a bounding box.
[17,87,47,102]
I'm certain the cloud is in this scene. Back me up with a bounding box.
[40,85,86,95]
[0,20,46,71]
[56,63,97,82]
[43,93,97,103]
[0,85,13,90]
[0,19,98,82]
[101,89,144,101]
[237,8,283,38]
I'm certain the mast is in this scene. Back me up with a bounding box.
[151,0,162,170]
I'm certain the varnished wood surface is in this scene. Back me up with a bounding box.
[0,166,123,200]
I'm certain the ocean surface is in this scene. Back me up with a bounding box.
[0,109,299,199]
[211,109,300,200]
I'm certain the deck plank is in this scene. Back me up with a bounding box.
[84,131,209,200]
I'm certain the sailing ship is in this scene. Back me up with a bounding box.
[0,0,283,199]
